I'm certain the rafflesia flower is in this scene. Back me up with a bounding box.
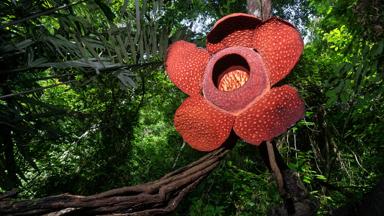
[165,13,305,151]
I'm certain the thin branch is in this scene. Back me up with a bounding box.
[172,142,186,169]
[23,74,73,82]
[0,61,163,76]
[266,141,285,194]
[0,1,86,29]
[0,80,75,99]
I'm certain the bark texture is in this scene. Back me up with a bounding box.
[247,0,272,20]
[0,147,230,216]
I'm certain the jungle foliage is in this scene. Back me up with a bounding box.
[0,0,383,215]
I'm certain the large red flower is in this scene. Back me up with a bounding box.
[166,13,305,151]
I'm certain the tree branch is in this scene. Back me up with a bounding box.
[0,80,75,100]
[0,147,231,216]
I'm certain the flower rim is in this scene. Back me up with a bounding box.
[202,46,270,114]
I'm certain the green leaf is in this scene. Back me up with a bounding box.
[315,175,327,181]
[373,40,384,56]
[116,70,137,88]
[95,0,116,22]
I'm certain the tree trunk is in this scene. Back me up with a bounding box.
[259,142,318,216]
[247,0,272,20]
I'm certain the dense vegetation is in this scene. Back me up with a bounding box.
[0,0,383,215]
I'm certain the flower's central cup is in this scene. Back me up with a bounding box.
[212,54,250,92]
[218,69,249,91]
[203,47,270,114]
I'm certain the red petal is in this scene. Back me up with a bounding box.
[253,17,304,85]
[166,41,210,95]
[207,13,262,54]
[233,85,304,145]
[174,96,235,151]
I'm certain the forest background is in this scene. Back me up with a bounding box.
[0,0,383,215]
